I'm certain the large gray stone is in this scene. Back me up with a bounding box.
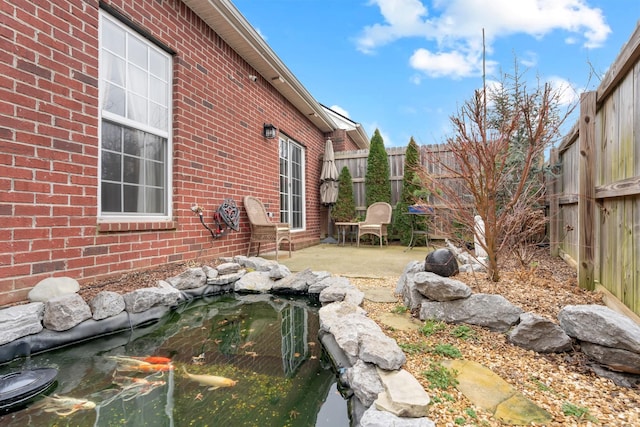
[346,360,384,407]
[424,248,459,277]
[89,291,125,320]
[233,256,278,272]
[268,264,291,280]
[122,287,180,313]
[413,272,471,301]
[272,268,314,294]
[43,294,92,331]
[358,331,406,370]
[166,267,207,290]
[395,260,424,295]
[558,305,640,353]
[309,275,348,296]
[507,312,573,353]
[580,342,640,374]
[28,277,80,302]
[216,262,241,276]
[374,368,430,417]
[0,302,44,345]
[401,272,429,311]
[233,271,273,293]
[360,406,435,427]
[319,279,365,306]
[208,270,245,285]
[419,293,523,332]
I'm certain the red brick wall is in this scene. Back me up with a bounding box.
[0,0,359,306]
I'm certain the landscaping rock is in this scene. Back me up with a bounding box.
[400,272,430,311]
[0,302,44,345]
[395,260,424,295]
[166,267,207,290]
[424,248,459,277]
[208,270,245,285]
[358,331,406,370]
[360,406,435,427]
[558,304,640,353]
[413,271,471,301]
[202,265,218,280]
[419,293,523,332]
[122,287,180,313]
[319,279,365,306]
[507,312,573,353]
[233,271,273,293]
[89,291,125,320]
[216,262,241,275]
[272,268,314,294]
[346,359,384,407]
[580,342,640,374]
[374,368,430,417]
[43,294,92,331]
[28,277,80,302]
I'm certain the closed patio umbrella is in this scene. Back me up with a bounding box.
[320,139,339,243]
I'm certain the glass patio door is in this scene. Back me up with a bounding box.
[279,137,305,230]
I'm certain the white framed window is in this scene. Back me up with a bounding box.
[98,11,172,218]
[279,137,305,230]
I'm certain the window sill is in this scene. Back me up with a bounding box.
[97,219,178,233]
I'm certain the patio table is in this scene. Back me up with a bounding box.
[334,222,359,246]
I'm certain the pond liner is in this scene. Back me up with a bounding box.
[318,329,371,427]
[0,305,172,364]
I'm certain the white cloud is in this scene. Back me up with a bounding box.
[356,0,611,78]
[546,76,580,106]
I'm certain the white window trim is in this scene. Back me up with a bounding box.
[97,10,173,222]
[279,136,306,232]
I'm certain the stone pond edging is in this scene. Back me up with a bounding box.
[2,254,639,424]
[0,256,434,426]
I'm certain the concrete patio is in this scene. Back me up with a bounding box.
[263,241,438,278]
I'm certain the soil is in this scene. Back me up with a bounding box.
[78,247,640,426]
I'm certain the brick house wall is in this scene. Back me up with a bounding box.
[0,0,362,306]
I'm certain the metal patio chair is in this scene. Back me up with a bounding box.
[243,196,291,260]
[357,202,392,247]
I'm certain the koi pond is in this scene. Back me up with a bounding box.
[0,294,349,426]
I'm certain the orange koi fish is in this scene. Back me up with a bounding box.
[118,363,174,373]
[130,356,172,365]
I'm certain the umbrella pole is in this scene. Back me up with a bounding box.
[321,205,338,244]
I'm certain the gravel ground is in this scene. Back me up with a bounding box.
[78,249,640,426]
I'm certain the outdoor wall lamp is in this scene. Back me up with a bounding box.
[263,123,277,139]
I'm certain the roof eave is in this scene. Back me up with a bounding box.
[182,0,337,133]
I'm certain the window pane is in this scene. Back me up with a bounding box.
[103,51,125,86]
[101,151,121,181]
[145,134,164,161]
[103,83,125,115]
[101,122,122,151]
[149,49,167,80]
[127,93,148,123]
[148,103,166,130]
[145,160,163,186]
[123,155,141,183]
[128,64,148,96]
[123,184,141,212]
[102,19,125,54]
[146,187,164,213]
[128,36,147,69]
[123,128,143,156]
[101,182,121,212]
[149,76,166,105]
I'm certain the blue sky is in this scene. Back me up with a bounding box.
[233,0,639,148]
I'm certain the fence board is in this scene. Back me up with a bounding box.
[551,22,640,316]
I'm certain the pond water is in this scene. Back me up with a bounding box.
[0,294,349,426]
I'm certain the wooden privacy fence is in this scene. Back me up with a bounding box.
[548,23,640,318]
[333,144,456,237]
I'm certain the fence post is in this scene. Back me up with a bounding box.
[578,91,596,291]
[549,147,559,257]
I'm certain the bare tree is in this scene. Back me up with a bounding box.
[418,69,574,281]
